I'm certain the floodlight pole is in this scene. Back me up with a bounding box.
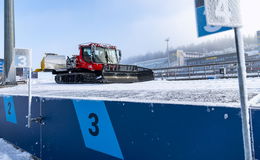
[165,38,170,67]
[4,0,16,85]
[234,27,253,160]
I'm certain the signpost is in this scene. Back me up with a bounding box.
[195,0,231,37]
[201,0,252,159]
[14,48,33,128]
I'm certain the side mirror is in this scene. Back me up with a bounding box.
[90,45,96,62]
[91,45,96,54]
[118,50,122,61]
[105,51,109,63]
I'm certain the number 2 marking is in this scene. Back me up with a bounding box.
[8,102,11,115]
[88,113,99,136]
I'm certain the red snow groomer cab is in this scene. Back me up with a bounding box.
[52,42,154,84]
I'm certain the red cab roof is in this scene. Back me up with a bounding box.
[79,42,117,49]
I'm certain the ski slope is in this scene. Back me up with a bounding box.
[0,73,260,107]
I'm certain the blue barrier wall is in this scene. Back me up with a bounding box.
[0,96,41,158]
[0,95,259,160]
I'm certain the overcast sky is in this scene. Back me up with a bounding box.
[0,0,259,68]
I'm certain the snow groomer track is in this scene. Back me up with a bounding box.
[1,77,260,160]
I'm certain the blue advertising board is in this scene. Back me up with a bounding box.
[195,0,232,37]
[0,59,3,73]
[2,95,260,160]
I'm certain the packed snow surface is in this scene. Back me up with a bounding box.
[1,74,260,159]
[0,139,32,160]
[0,73,260,107]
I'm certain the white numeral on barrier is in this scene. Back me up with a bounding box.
[17,56,27,67]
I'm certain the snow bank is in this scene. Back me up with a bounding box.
[0,139,32,160]
[34,72,55,84]
[1,75,260,107]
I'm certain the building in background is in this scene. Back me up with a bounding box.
[134,57,168,69]
[170,50,204,66]
[0,59,4,85]
[185,53,245,66]
[134,51,204,69]
[0,58,38,83]
[170,50,185,66]
[133,41,260,69]
[16,67,38,81]
[257,30,260,53]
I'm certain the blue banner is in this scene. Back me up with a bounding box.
[2,95,260,160]
[195,2,232,37]
[0,59,4,73]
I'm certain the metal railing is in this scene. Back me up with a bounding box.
[152,59,260,80]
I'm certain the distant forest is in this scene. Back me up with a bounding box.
[124,35,257,64]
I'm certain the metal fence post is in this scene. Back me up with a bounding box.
[204,66,206,78]
[234,27,253,160]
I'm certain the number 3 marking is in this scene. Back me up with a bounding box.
[203,10,222,33]
[88,113,99,136]
[18,56,27,67]
[204,25,222,32]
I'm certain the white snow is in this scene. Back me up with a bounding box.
[1,74,260,159]
[0,72,260,107]
[0,139,32,160]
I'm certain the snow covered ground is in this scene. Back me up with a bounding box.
[0,139,32,160]
[0,73,260,107]
[1,73,260,159]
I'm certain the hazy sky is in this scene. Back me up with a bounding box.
[0,0,259,68]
